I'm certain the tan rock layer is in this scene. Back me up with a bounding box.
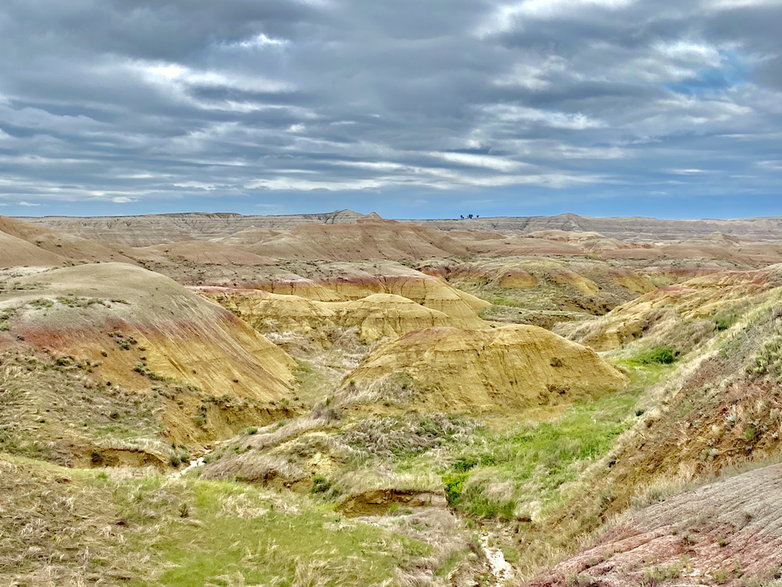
[346,325,627,414]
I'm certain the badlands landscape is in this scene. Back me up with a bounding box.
[2,210,782,586]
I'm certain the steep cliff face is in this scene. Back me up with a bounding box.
[411,213,782,242]
[344,325,627,414]
[21,210,368,246]
[24,211,782,246]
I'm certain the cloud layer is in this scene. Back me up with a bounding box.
[0,0,780,217]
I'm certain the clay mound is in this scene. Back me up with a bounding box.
[341,294,452,341]
[0,230,65,267]
[344,325,627,413]
[241,220,469,261]
[134,240,274,265]
[0,216,135,265]
[422,257,658,325]
[376,276,488,328]
[200,289,453,343]
[239,262,490,329]
[0,263,296,403]
[530,463,782,586]
[202,288,339,336]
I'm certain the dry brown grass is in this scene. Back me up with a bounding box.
[0,456,153,585]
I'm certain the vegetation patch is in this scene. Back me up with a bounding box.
[432,373,647,520]
[122,478,431,585]
[630,346,678,365]
[341,413,480,459]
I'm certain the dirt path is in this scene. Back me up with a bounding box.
[479,533,513,584]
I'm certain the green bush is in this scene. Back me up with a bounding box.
[635,346,677,365]
[310,475,333,494]
[442,472,467,504]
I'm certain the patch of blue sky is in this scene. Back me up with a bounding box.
[666,49,749,95]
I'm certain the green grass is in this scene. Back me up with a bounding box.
[112,477,430,586]
[629,346,678,365]
[429,364,667,520]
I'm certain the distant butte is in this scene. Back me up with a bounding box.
[19,210,782,246]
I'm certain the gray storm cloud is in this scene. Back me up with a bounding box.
[0,0,780,213]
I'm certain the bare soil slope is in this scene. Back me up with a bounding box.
[561,266,782,351]
[0,263,299,459]
[22,211,782,244]
[224,218,469,261]
[22,210,367,246]
[413,212,782,242]
[344,325,627,414]
[529,463,782,586]
[202,288,455,343]
[0,216,136,265]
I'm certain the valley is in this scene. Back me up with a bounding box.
[2,211,782,586]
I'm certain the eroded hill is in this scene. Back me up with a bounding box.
[0,263,299,468]
[3,213,782,585]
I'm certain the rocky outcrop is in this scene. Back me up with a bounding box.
[529,463,782,586]
[21,210,368,246]
[410,213,782,242]
[23,211,782,246]
[198,263,491,330]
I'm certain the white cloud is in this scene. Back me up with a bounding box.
[17,200,40,207]
[706,0,782,10]
[428,151,524,172]
[482,104,604,129]
[493,56,570,90]
[247,177,385,191]
[134,61,292,94]
[111,196,135,203]
[670,168,709,174]
[478,0,636,36]
[173,181,220,191]
[232,33,289,49]
[655,40,722,67]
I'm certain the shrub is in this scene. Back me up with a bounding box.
[714,317,732,331]
[310,475,333,494]
[443,472,467,504]
[635,346,677,365]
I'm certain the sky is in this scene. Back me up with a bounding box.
[0,0,781,219]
